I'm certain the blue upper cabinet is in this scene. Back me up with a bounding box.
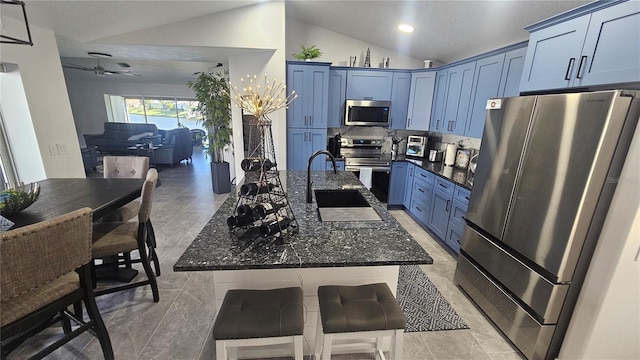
[432,63,475,134]
[327,69,347,128]
[430,69,449,132]
[287,63,329,129]
[406,71,436,131]
[465,54,505,139]
[576,1,640,87]
[520,0,640,92]
[346,70,394,100]
[390,71,411,129]
[498,47,527,97]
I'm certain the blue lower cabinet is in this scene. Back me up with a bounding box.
[388,162,408,206]
[402,163,415,209]
[409,196,430,227]
[427,187,451,240]
[449,198,468,229]
[445,223,464,254]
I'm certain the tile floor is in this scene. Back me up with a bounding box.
[9,148,525,360]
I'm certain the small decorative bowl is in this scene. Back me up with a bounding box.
[0,182,40,217]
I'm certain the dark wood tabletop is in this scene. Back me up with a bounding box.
[4,178,143,229]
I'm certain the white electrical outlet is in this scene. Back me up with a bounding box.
[49,144,58,156]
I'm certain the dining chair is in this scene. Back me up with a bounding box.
[102,155,159,276]
[0,208,114,360]
[92,168,160,302]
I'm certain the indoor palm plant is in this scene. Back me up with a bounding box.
[187,70,233,193]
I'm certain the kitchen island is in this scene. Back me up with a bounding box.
[174,170,432,356]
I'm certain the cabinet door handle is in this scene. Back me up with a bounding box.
[416,206,422,212]
[439,183,448,189]
[310,115,313,126]
[446,200,451,212]
[418,188,424,193]
[436,120,440,129]
[465,196,470,201]
[304,131,307,142]
[565,58,575,80]
[407,117,411,127]
[304,115,307,126]
[576,56,587,79]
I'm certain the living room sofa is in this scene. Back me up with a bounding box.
[154,127,193,165]
[84,122,161,154]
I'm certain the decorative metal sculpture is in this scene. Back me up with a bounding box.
[227,75,299,241]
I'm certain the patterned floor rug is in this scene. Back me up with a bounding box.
[396,265,469,332]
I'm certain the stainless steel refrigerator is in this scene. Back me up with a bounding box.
[454,90,640,360]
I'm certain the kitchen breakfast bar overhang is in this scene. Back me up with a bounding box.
[174,170,432,356]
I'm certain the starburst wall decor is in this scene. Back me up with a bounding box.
[230,74,297,123]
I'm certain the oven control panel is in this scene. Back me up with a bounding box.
[340,138,384,147]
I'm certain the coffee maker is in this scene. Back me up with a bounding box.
[327,133,341,158]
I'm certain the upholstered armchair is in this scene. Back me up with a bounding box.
[154,127,193,165]
[0,208,114,359]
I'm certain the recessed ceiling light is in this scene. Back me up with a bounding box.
[398,24,414,33]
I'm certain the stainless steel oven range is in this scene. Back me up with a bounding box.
[340,137,391,202]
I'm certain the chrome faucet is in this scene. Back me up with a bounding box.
[307,150,337,203]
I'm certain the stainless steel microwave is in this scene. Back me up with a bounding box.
[344,100,391,127]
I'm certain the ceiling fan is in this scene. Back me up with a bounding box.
[62,52,140,77]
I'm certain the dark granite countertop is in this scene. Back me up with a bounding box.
[394,155,473,190]
[173,171,433,271]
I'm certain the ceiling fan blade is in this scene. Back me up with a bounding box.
[105,69,141,76]
[62,63,95,71]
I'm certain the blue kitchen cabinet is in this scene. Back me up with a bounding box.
[430,62,475,135]
[406,71,436,131]
[427,187,451,240]
[388,162,408,206]
[445,223,464,255]
[287,63,329,129]
[410,176,434,226]
[346,70,393,100]
[498,47,527,97]
[445,185,470,254]
[390,71,411,129]
[520,0,640,92]
[326,159,345,171]
[402,163,415,209]
[287,63,330,170]
[327,69,347,128]
[430,69,449,132]
[287,128,327,171]
[442,61,476,135]
[465,53,505,139]
[427,178,456,240]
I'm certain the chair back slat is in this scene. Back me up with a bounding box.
[138,169,158,223]
[103,156,149,179]
[0,208,92,301]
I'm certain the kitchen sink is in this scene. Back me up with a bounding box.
[314,189,381,222]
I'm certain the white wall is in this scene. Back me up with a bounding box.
[559,124,640,360]
[285,15,423,69]
[0,18,85,181]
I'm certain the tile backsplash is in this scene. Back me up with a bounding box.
[327,126,481,155]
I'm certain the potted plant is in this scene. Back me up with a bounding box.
[187,70,233,193]
[292,44,322,61]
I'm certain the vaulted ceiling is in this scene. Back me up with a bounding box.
[12,0,591,83]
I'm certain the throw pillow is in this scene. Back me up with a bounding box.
[128,132,154,141]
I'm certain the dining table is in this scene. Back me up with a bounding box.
[3,177,144,229]
[2,177,145,282]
